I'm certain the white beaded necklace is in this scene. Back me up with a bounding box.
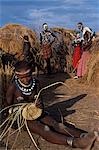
[15,76,36,96]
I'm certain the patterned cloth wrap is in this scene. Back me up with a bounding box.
[40,30,55,60]
[41,44,52,59]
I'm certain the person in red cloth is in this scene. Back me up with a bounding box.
[74,22,95,79]
[72,32,82,72]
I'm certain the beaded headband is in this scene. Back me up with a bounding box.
[15,69,31,75]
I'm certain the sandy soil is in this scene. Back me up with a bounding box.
[0,72,99,150]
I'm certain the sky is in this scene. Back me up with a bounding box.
[0,0,99,32]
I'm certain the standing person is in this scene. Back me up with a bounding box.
[4,60,99,149]
[40,23,57,75]
[23,35,35,71]
[74,23,95,78]
[76,46,91,78]
[23,35,31,60]
[77,22,95,43]
[23,35,35,63]
[72,32,83,74]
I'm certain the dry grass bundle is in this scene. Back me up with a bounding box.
[0,39,22,58]
[0,24,38,59]
[85,35,99,86]
[52,28,74,72]
[53,27,74,45]
[86,51,99,86]
[89,36,99,52]
[22,103,42,120]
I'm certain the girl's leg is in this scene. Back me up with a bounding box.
[27,120,68,145]
[27,120,98,149]
[73,132,97,149]
[40,115,86,137]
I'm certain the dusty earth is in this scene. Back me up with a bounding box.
[0,72,99,150]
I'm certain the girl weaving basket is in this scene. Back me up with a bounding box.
[1,60,99,150]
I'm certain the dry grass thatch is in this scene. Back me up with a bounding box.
[0,24,38,59]
[85,35,99,87]
[52,27,74,45]
[52,27,75,72]
[0,24,99,87]
[86,51,99,86]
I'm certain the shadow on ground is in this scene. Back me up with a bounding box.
[46,94,87,122]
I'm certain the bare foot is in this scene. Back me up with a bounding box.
[94,130,99,142]
[73,131,97,149]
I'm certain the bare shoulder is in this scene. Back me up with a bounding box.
[7,81,16,93]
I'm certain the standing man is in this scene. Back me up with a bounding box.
[40,23,57,75]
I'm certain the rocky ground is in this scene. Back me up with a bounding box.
[0,73,99,150]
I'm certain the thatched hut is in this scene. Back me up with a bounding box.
[0,24,76,74]
[51,28,75,72]
[0,24,98,86]
[0,24,38,60]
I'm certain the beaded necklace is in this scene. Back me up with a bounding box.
[15,76,36,96]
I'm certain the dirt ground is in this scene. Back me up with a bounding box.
[1,72,99,150]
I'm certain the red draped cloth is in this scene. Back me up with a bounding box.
[77,51,91,77]
[72,45,82,69]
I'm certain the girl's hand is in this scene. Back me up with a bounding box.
[35,99,43,109]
